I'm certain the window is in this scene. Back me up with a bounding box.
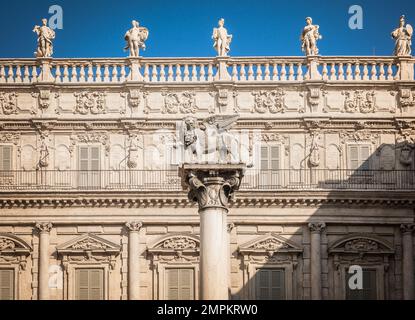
[346,269,377,300]
[0,269,14,300]
[78,146,100,188]
[348,145,370,170]
[165,268,194,300]
[261,145,280,170]
[256,269,285,300]
[75,269,104,300]
[0,146,12,171]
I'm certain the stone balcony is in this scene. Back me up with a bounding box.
[0,169,414,192]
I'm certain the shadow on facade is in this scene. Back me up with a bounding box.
[230,140,414,300]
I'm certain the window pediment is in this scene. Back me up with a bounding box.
[148,234,200,255]
[329,234,394,255]
[56,233,121,255]
[239,233,302,255]
[0,233,31,255]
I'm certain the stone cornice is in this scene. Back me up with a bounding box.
[0,190,414,209]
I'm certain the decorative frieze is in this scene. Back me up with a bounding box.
[70,133,110,155]
[399,88,415,108]
[0,132,20,144]
[162,236,197,250]
[162,91,197,114]
[252,89,285,113]
[74,91,106,115]
[0,92,18,115]
[342,90,376,113]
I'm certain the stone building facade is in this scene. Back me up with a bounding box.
[0,19,415,300]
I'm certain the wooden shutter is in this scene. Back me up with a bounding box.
[75,269,104,300]
[166,268,194,300]
[0,269,14,300]
[270,146,280,170]
[360,146,370,170]
[349,146,359,169]
[261,146,268,170]
[256,269,285,300]
[0,146,12,171]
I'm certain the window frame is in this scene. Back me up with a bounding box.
[0,268,16,301]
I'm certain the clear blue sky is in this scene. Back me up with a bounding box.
[1,0,414,58]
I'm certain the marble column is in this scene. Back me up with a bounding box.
[400,224,415,300]
[180,164,244,300]
[126,221,143,300]
[308,222,326,300]
[35,222,53,300]
[227,222,235,296]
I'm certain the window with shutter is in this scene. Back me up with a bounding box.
[255,269,285,300]
[166,268,194,300]
[346,269,377,300]
[75,269,104,300]
[260,145,281,187]
[0,269,14,300]
[78,146,101,188]
[0,146,12,171]
[348,145,371,170]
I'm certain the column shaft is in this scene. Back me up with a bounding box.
[200,208,228,300]
[402,226,414,300]
[36,222,52,300]
[128,231,140,300]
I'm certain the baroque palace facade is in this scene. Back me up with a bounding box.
[0,17,414,301]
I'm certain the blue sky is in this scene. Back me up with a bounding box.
[0,0,414,58]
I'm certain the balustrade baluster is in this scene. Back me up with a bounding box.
[232,64,238,81]
[23,65,30,83]
[111,64,118,82]
[379,63,385,80]
[0,65,5,83]
[87,64,94,82]
[370,62,377,80]
[159,64,166,82]
[183,64,190,82]
[120,64,126,82]
[256,63,263,81]
[362,63,369,80]
[248,64,254,81]
[354,62,361,80]
[207,63,213,81]
[15,65,22,83]
[95,64,102,83]
[143,64,150,82]
[151,64,158,82]
[329,63,336,80]
[280,63,287,81]
[386,63,393,80]
[320,63,327,80]
[167,64,174,82]
[31,65,38,82]
[240,63,246,81]
[338,63,344,80]
[103,65,110,82]
[200,64,206,82]
[346,63,353,80]
[191,64,197,82]
[297,63,304,81]
[288,63,294,80]
[7,65,14,83]
[175,64,182,82]
[272,63,278,81]
[264,63,270,81]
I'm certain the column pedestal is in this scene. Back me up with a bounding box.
[180,164,245,300]
[35,222,53,300]
[401,224,415,300]
[126,221,143,300]
[308,222,325,300]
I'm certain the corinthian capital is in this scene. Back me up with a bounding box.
[308,222,326,233]
[400,223,415,234]
[126,221,143,232]
[180,164,245,211]
[35,222,53,233]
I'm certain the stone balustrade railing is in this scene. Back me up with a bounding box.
[0,56,413,84]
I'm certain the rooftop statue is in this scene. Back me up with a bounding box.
[301,17,322,56]
[124,20,149,57]
[391,15,412,56]
[33,18,56,58]
[183,115,239,163]
[212,18,233,57]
